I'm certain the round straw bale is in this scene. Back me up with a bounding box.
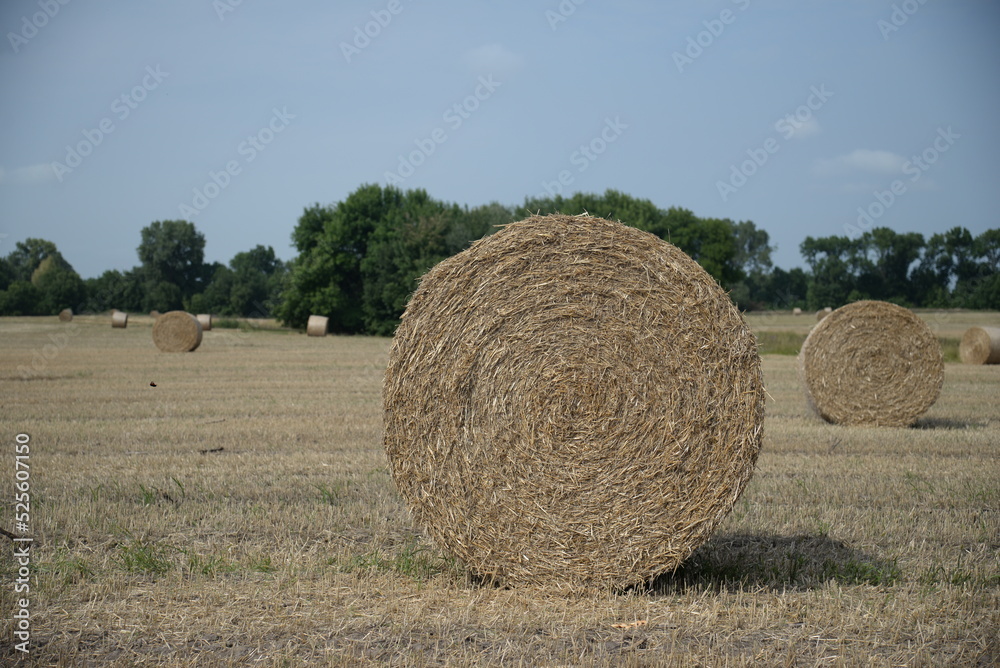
[383,214,764,589]
[959,326,1000,365]
[798,300,943,427]
[306,315,328,337]
[111,311,128,328]
[151,311,202,352]
[197,313,213,331]
[792,307,802,316]
[150,310,160,318]
[58,308,73,322]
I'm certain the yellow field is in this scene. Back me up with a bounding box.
[1,314,997,666]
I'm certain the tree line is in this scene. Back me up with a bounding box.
[1,184,997,333]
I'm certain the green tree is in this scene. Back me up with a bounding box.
[732,220,774,277]
[137,220,208,310]
[0,281,42,315]
[800,235,855,309]
[187,263,233,315]
[360,193,461,335]
[227,246,286,316]
[6,238,62,282]
[853,228,924,304]
[279,185,397,332]
[31,255,86,314]
[447,202,512,250]
[0,255,13,291]
[1,238,86,314]
[83,269,145,313]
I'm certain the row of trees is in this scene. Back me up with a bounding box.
[0,222,287,318]
[1,185,997,332]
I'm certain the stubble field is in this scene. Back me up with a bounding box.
[1,312,998,666]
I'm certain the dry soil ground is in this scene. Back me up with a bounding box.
[0,312,997,666]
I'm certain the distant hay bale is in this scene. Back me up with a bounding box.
[111,311,128,328]
[792,307,802,316]
[816,307,833,322]
[58,308,73,322]
[196,314,213,331]
[383,214,765,589]
[798,300,943,427]
[306,315,328,337]
[151,311,203,352]
[959,326,1000,365]
[150,310,160,318]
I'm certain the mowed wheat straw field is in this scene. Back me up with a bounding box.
[1,312,998,666]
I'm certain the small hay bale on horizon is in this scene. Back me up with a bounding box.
[959,326,1000,365]
[798,300,943,427]
[111,311,128,328]
[150,310,161,318]
[197,313,213,331]
[58,308,73,322]
[306,315,328,337]
[383,213,764,590]
[152,311,202,352]
[793,307,802,316]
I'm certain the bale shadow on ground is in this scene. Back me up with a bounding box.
[645,533,900,595]
[912,416,988,430]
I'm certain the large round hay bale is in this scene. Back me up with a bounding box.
[111,311,128,328]
[58,308,73,322]
[798,300,943,427]
[152,311,202,352]
[306,315,328,337]
[959,326,1000,365]
[383,214,765,589]
[196,313,213,331]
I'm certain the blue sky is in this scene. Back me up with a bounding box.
[1,0,997,279]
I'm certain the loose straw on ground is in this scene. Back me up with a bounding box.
[383,213,764,590]
[798,300,943,427]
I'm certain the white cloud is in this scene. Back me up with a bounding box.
[463,44,523,75]
[786,116,821,139]
[0,163,57,185]
[814,149,906,176]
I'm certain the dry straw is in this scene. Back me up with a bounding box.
[383,214,765,590]
[111,311,128,328]
[307,315,328,337]
[197,313,213,331]
[798,300,943,427]
[793,307,802,316]
[959,326,1000,365]
[58,308,73,322]
[151,311,203,352]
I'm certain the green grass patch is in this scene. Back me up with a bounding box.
[333,541,459,582]
[115,536,174,575]
[939,337,960,363]
[756,331,806,356]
